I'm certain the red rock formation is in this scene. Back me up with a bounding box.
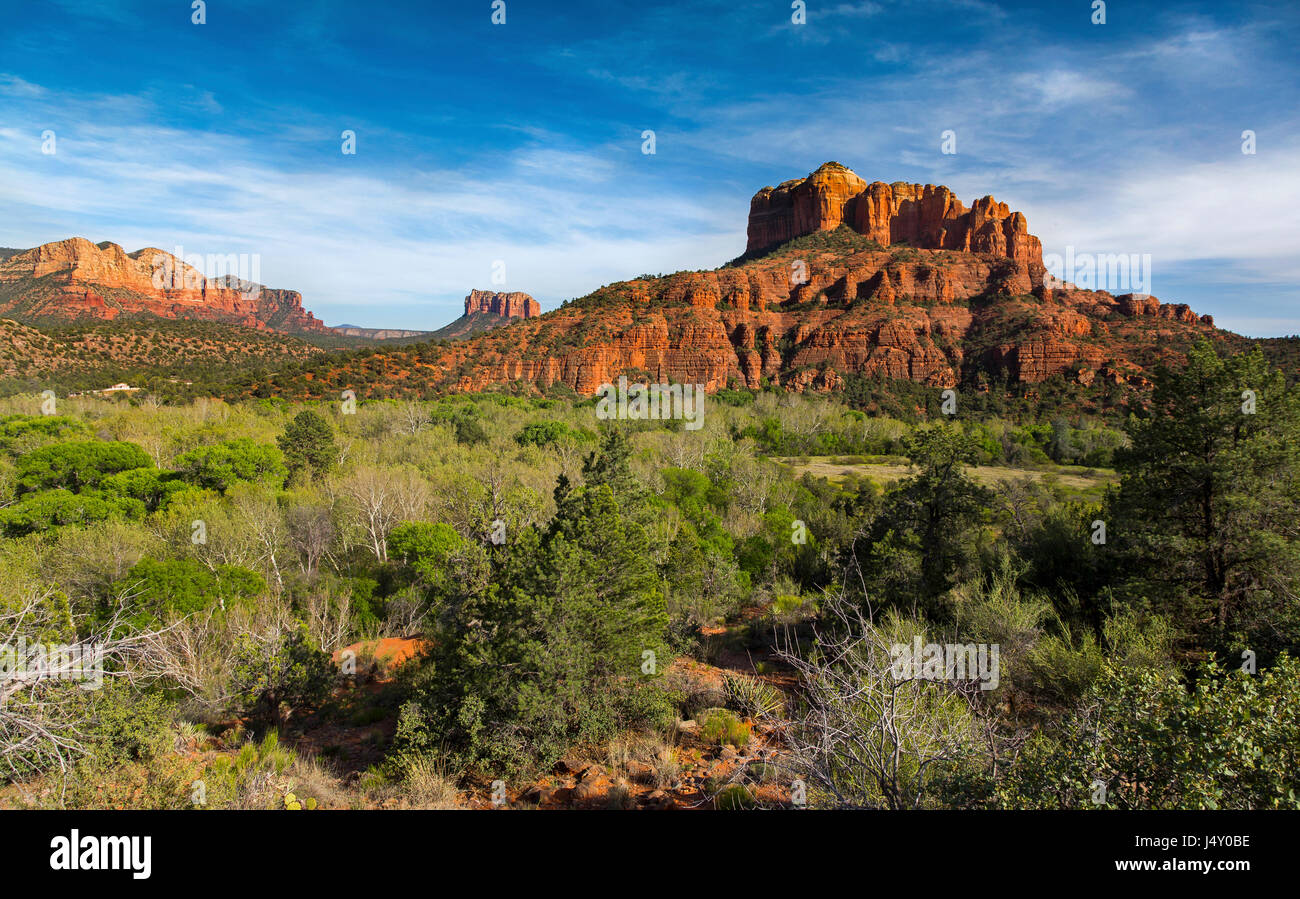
[371,227,1216,401]
[464,289,540,319]
[747,162,1043,268]
[747,164,869,252]
[0,237,328,333]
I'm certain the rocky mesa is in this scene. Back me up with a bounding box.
[0,237,329,334]
[463,289,541,320]
[427,289,543,341]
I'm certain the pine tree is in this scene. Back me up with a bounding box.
[1109,339,1300,660]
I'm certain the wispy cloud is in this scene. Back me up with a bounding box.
[0,2,1296,335]
[0,82,741,328]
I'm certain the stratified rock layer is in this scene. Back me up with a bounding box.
[0,237,328,333]
[464,289,540,319]
[746,162,1043,266]
[288,221,1217,405]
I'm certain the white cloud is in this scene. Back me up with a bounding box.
[0,74,46,98]
[1014,70,1131,108]
[0,85,742,328]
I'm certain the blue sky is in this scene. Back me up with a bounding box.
[1,0,1297,335]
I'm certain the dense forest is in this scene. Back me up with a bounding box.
[1,338,1296,810]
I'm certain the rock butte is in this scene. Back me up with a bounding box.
[746,161,1042,264]
[464,289,541,320]
[2,164,1223,401]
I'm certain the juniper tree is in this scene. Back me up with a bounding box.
[406,440,672,776]
[277,410,337,483]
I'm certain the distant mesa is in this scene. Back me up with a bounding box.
[330,161,1223,401]
[0,237,327,334]
[463,289,540,319]
[0,237,544,343]
[329,324,431,340]
[428,289,541,341]
[746,161,1042,265]
[2,166,1232,405]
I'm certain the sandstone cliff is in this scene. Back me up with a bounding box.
[420,289,543,341]
[275,186,1220,410]
[463,289,540,319]
[0,237,328,334]
[746,162,1042,266]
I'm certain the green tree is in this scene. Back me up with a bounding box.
[0,414,93,455]
[581,426,643,504]
[453,415,487,446]
[405,454,672,775]
[1108,340,1300,660]
[0,488,144,536]
[229,627,334,726]
[277,410,337,482]
[514,420,571,447]
[861,424,993,617]
[1000,657,1300,809]
[389,521,467,595]
[114,558,265,625]
[100,467,186,512]
[16,440,153,493]
[175,438,288,492]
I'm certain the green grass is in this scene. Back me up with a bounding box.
[699,708,751,748]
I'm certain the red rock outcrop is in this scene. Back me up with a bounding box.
[747,162,1043,268]
[0,237,328,333]
[464,289,540,319]
[336,225,1216,403]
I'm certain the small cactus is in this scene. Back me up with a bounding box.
[284,792,302,810]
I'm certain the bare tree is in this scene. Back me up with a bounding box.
[733,454,778,516]
[554,433,586,478]
[286,503,337,577]
[0,585,171,781]
[397,402,429,436]
[303,586,352,654]
[779,394,832,441]
[342,466,429,562]
[134,606,235,711]
[231,487,288,592]
[767,591,988,809]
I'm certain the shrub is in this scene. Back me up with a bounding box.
[174,438,287,491]
[713,783,756,810]
[16,440,153,493]
[1001,657,1300,809]
[699,708,750,747]
[723,673,785,719]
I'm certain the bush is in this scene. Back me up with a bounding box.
[229,628,335,725]
[16,440,153,493]
[698,708,750,747]
[713,783,756,810]
[175,438,287,491]
[1001,657,1300,809]
[723,673,785,719]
